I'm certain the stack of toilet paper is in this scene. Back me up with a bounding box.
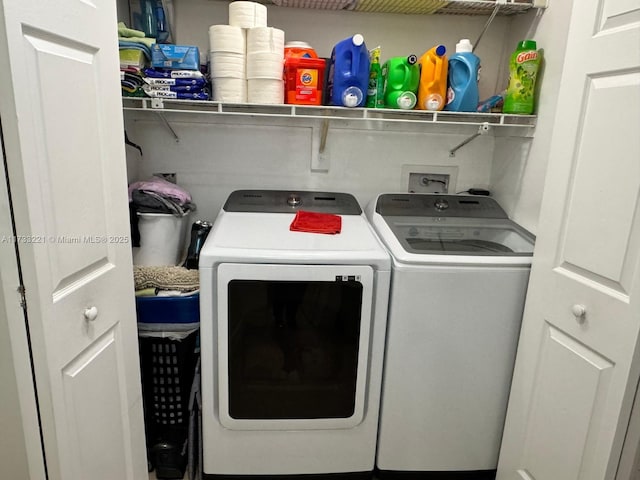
[208,1,284,104]
[247,27,284,104]
[209,25,247,102]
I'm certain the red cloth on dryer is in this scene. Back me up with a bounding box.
[289,210,342,235]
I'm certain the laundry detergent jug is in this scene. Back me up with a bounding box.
[382,55,420,110]
[327,34,370,108]
[284,42,326,105]
[445,39,480,112]
[417,45,448,111]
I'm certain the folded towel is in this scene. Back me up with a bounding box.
[131,189,194,215]
[290,210,342,235]
[135,287,157,297]
[134,266,200,292]
[118,22,146,39]
[118,39,154,60]
[156,289,200,297]
[129,176,193,204]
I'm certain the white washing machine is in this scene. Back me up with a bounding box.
[199,190,391,479]
[367,193,535,479]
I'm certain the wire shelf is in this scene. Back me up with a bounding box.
[208,0,539,15]
[122,97,536,128]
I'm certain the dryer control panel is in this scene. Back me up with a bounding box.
[225,190,362,215]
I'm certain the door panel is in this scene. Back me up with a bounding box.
[62,328,128,480]
[599,0,640,31]
[496,0,640,479]
[561,71,640,287]
[22,27,112,292]
[519,324,613,480]
[0,1,146,479]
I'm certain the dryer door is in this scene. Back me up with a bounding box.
[216,263,374,430]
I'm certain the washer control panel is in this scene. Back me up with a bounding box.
[376,193,508,219]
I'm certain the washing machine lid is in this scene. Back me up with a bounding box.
[370,193,535,264]
[383,217,534,256]
[199,191,390,268]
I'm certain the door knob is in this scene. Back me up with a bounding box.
[84,306,98,322]
[572,304,586,322]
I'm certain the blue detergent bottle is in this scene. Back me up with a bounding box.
[445,39,480,112]
[327,34,370,108]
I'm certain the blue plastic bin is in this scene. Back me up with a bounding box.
[135,294,200,324]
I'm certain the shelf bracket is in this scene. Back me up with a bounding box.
[449,122,491,157]
[155,112,180,143]
[473,0,503,52]
[311,119,330,172]
[319,118,329,154]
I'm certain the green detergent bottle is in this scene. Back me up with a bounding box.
[382,55,420,110]
[503,40,540,114]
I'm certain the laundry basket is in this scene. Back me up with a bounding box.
[133,212,191,266]
[136,294,200,479]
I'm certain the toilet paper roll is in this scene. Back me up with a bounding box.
[229,1,268,28]
[246,52,284,79]
[247,27,285,55]
[209,52,246,78]
[212,77,248,103]
[248,78,285,104]
[208,25,246,54]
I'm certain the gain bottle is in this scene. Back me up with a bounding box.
[503,40,540,114]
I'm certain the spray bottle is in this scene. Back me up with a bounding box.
[366,46,384,108]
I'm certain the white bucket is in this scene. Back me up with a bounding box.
[133,212,191,266]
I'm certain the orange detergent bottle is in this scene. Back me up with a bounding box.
[417,44,448,111]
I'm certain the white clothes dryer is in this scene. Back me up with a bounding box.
[367,193,535,479]
[199,190,391,480]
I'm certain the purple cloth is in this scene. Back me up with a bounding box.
[128,176,192,204]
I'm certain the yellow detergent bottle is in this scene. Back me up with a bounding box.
[417,44,448,111]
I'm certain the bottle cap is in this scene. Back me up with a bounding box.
[456,39,473,53]
[397,91,417,110]
[352,34,364,47]
[518,39,537,50]
[407,54,417,65]
[343,86,363,107]
[285,41,312,48]
[435,44,446,57]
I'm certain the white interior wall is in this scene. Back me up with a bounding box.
[490,1,575,234]
[125,114,494,222]
[125,2,519,222]
[173,1,510,101]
